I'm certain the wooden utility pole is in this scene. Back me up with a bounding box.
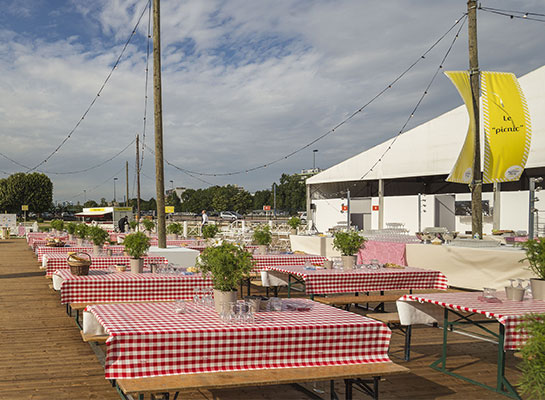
[468,0,482,238]
[125,161,129,207]
[136,134,141,229]
[153,0,166,248]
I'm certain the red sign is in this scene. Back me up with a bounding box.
[372,205,379,211]
[263,205,271,211]
[341,205,348,211]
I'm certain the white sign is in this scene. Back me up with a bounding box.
[0,214,17,232]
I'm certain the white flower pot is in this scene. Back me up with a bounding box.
[76,238,83,246]
[257,245,268,255]
[531,278,545,301]
[213,289,237,313]
[93,245,101,256]
[130,258,144,274]
[342,255,356,270]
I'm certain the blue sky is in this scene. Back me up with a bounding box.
[1,0,545,203]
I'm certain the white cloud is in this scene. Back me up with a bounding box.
[0,0,544,203]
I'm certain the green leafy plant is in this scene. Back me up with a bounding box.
[202,224,219,239]
[123,232,151,259]
[520,238,545,280]
[142,219,155,233]
[129,220,138,231]
[288,216,301,229]
[50,219,64,232]
[166,222,182,235]
[333,231,366,256]
[66,222,77,235]
[196,243,254,291]
[252,225,272,246]
[88,226,110,246]
[75,223,89,240]
[517,313,545,398]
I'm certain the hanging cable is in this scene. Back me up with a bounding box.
[26,0,151,173]
[154,13,468,177]
[142,142,215,186]
[355,15,467,179]
[140,0,152,170]
[479,6,545,22]
[69,165,126,200]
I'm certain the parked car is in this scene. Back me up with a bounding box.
[220,211,243,221]
[299,212,307,222]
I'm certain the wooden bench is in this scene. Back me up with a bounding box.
[80,330,108,344]
[116,362,409,400]
[314,293,405,312]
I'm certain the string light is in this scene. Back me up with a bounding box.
[26,0,152,173]
[148,13,468,178]
[479,6,545,23]
[359,15,466,180]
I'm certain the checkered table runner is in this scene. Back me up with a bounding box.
[29,236,69,250]
[36,245,125,262]
[56,270,212,304]
[357,241,408,266]
[44,254,167,276]
[252,255,326,272]
[265,265,448,295]
[87,299,392,379]
[401,291,545,350]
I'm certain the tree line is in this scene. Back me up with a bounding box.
[0,172,306,216]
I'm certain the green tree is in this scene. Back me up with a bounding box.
[276,173,306,214]
[166,192,182,212]
[0,172,53,213]
[253,189,272,211]
[84,200,99,208]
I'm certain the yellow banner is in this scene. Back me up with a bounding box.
[165,206,175,214]
[481,72,531,183]
[445,71,476,184]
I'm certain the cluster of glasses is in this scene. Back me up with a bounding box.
[220,300,256,324]
[362,229,419,243]
[192,288,214,307]
[508,279,532,294]
[366,259,382,270]
[154,263,189,275]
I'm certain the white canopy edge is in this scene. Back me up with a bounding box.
[307,65,545,185]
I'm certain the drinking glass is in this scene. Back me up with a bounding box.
[270,297,282,312]
[193,288,204,305]
[483,287,497,298]
[174,299,188,314]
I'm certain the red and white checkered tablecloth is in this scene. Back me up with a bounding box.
[264,265,448,295]
[401,291,545,350]
[357,241,408,266]
[43,254,167,276]
[36,245,125,261]
[29,236,69,250]
[56,270,212,304]
[252,254,326,272]
[86,299,392,379]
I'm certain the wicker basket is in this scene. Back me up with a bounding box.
[67,252,91,276]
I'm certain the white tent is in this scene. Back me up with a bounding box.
[306,65,545,234]
[308,65,545,185]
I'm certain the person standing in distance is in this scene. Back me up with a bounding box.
[118,216,128,233]
[201,210,209,226]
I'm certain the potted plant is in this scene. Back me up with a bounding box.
[166,222,182,239]
[519,238,545,300]
[66,222,77,241]
[196,243,254,312]
[333,230,366,270]
[88,226,110,256]
[202,224,220,240]
[123,232,150,273]
[75,223,89,246]
[129,220,139,232]
[253,225,272,255]
[50,219,64,235]
[287,216,301,235]
[142,219,155,236]
[516,313,545,398]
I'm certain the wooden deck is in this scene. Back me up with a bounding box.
[0,238,522,399]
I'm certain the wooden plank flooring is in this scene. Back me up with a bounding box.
[0,238,523,399]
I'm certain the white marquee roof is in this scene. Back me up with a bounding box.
[307,65,545,185]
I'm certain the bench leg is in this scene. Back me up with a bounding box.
[345,377,380,400]
[404,325,412,361]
